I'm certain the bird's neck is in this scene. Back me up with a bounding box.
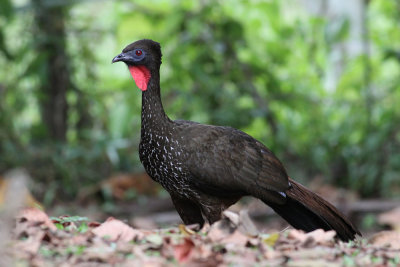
[140,72,171,134]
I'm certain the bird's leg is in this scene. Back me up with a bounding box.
[196,195,241,225]
[200,204,223,225]
[170,194,205,227]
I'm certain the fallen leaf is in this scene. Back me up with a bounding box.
[287,229,307,243]
[173,237,195,263]
[101,173,159,200]
[186,253,223,267]
[124,258,166,267]
[116,241,135,254]
[262,245,282,260]
[223,253,257,266]
[92,217,143,242]
[17,208,57,231]
[286,259,337,267]
[221,230,249,246]
[145,234,164,246]
[305,229,336,245]
[378,207,400,231]
[355,254,373,266]
[82,237,115,262]
[262,233,280,246]
[9,208,400,267]
[369,231,400,249]
[287,229,335,246]
[88,221,101,227]
[0,169,42,210]
[69,232,92,246]
[285,247,334,260]
[14,232,45,255]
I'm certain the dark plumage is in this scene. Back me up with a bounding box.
[112,39,360,241]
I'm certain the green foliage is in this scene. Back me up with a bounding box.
[67,245,86,256]
[55,223,64,230]
[51,215,90,232]
[77,222,89,233]
[0,0,399,200]
[361,213,378,231]
[39,246,58,258]
[51,216,89,224]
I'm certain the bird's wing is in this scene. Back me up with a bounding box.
[180,123,290,203]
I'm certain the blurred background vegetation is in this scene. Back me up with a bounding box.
[0,0,399,207]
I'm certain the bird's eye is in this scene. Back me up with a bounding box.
[135,50,143,56]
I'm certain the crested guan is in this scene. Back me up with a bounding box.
[112,39,360,241]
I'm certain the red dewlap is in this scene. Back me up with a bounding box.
[129,65,151,91]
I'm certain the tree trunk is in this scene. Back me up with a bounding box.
[32,0,70,142]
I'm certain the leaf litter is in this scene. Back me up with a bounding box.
[6,208,400,266]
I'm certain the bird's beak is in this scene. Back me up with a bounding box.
[112,52,126,63]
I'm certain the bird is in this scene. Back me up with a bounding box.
[112,39,360,241]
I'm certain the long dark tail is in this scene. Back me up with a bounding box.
[266,178,360,241]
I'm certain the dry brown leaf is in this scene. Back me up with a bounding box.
[223,253,258,266]
[262,245,282,260]
[69,232,93,246]
[378,207,400,231]
[101,173,159,199]
[88,221,101,227]
[287,229,335,246]
[287,229,307,243]
[355,254,373,266]
[17,208,57,231]
[221,230,249,246]
[10,206,400,267]
[369,230,400,249]
[116,241,135,254]
[0,170,43,210]
[285,247,334,260]
[92,217,143,242]
[305,229,336,245]
[185,256,223,267]
[14,232,45,255]
[173,237,195,263]
[81,237,116,263]
[123,258,166,267]
[286,259,337,267]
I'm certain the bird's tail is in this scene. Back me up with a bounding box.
[266,178,360,241]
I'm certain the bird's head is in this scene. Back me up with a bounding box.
[112,39,162,91]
